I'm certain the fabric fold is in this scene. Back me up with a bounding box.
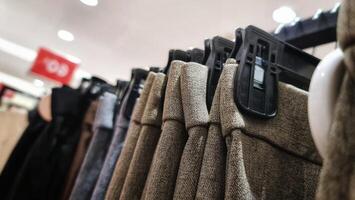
[62,100,98,200]
[173,62,209,200]
[119,73,166,200]
[316,0,355,199]
[68,93,116,200]
[142,61,188,200]
[195,63,226,200]
[221,59,320,199]
[104,73,156,200]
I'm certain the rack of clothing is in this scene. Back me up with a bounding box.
[0,1,354,200]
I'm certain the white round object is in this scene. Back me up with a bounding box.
[308,49,344,158]
[80,0,98,7]
[272,6,297,24]
[57,30,74,42]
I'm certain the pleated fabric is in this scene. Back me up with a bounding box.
[62,100,98,200]
[142,61,188,200]
[67,93,116,200]
[316,0,355,199]
[173,62,209,200]
[221,59,321,199]
[91,74,143,200]
[119,73,166,200]
[104,73,156,200]
[195,61,228,200]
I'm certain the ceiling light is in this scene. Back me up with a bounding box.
[57,30,74,42]
[0,37,36,62]
[272,6,297,24]
[33,79,44,87]
[0,72,45,97]
[80,0,98,6]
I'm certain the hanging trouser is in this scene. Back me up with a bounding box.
[61,100,98,200]
[104,73,155,200]
[90,74,142,200]
[316,0,355,199]
[173,62,209,200]
[195,61,228,200]
[68,93,116,200]
[5,87,88,200]
[142,61,188,200]
[0,110,47,198]
[221,59,321,199]
[120,73,166,200]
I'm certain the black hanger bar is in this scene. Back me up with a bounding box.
[202,39,212,65]
[116,79,129,96]
[123,68,148,118]
[273,8,339,49]
[187,48,204,64]
[233,25,320,119]
[162,49,190,74]
[149,66,161,73]
[205,36,235,110]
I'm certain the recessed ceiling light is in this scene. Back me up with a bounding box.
[57,30,74,42]
[272,6,297,24]
[80,0,98,6]
[0,37,36,62]
[33,79,44,87]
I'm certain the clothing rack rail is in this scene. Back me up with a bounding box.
[273,5,340,49]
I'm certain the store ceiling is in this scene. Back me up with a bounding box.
[0,0,340,83]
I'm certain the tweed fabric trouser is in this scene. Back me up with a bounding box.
[195,60,229,200]
[221,59,321,199]
[173,62,209,200]
[316,0,355,199]
[142,61,188,200]
[119,73,166,200]
[104,73,156,200]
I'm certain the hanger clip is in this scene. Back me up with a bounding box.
[234,26,320,119]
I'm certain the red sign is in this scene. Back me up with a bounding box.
[30,48,78,84]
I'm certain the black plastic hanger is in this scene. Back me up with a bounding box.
[187,48,204,64]
[162,49,190,74]
[116,80,129,97]
[230,28,244,60]
[205,36,235,110]
[149,66,161,73]
[232,25,320,119]
[81,76,109,99]
[123,68,149,119]
[78,77,91,93]
[202,39,212,65]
